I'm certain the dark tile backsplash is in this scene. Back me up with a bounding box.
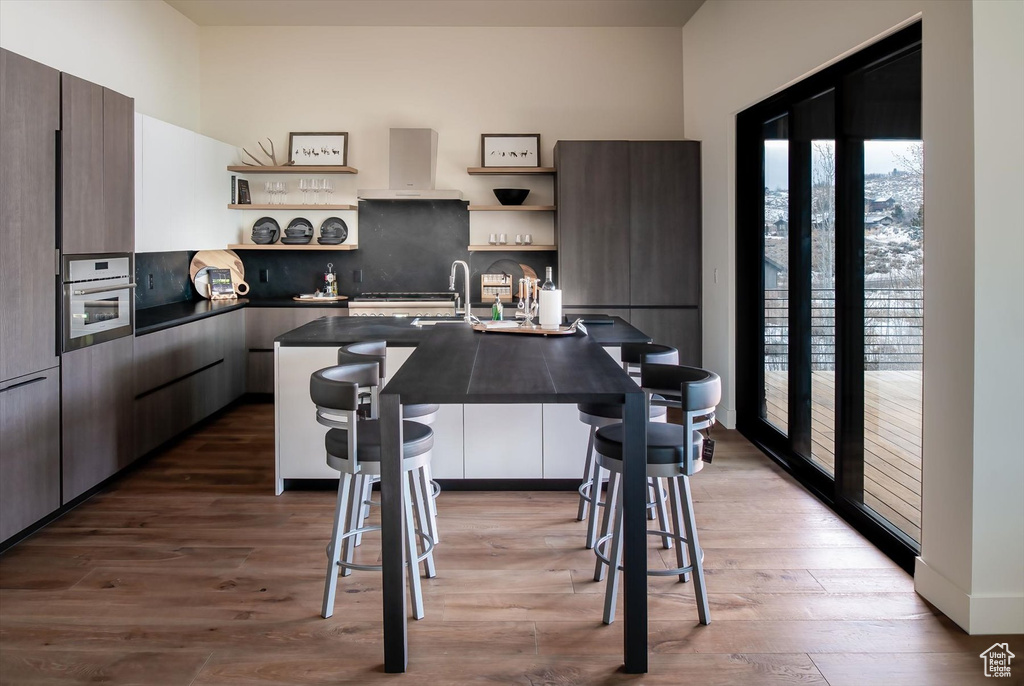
[135,250,196,309]
[140,202,556,304]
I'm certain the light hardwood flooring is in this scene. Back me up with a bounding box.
[1,402,1017,685]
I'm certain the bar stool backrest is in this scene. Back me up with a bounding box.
[339,341,387,417]
[641,363,722,474]
[310,361,379,472]
[620,342,679,381]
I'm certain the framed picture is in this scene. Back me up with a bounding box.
[481,133,541,168]
[289,132,348,166]
[237,179,251,204]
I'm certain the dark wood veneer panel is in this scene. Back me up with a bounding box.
[61,336,135,503]
[102,87,134,253]
[629,141,702,306]
[555,141,631,306]
[0,49,60,381]
[0,368,61,542]
[60,73,104,255]
[628,308,702,367]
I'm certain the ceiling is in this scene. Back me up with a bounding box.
[164,0,706,27]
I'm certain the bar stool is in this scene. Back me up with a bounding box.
[339,341,442,546]
[592,363,721,625]
[576,342,679,550]
[311,361,437,620]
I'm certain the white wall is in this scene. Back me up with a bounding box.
[970,0,1024,633]
[683,0,1022,634]
[198,26,685,244]
[0,0,200,130]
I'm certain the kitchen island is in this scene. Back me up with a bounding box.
[273,315,650,491]
[274,315,653,673]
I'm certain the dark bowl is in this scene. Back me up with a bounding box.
[493,188,530,206]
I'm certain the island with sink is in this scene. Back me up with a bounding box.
[272,314,650,494]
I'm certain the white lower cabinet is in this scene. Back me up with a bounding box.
[464,404,543,478]
[430,405,464,479]
[542,404,592,478]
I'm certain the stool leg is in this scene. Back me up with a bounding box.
[576,426,597,521]
[353,475,374,547]
[584,463,604,550]
[322,472,352,618]
[647,479,657,521]
[667,476,691,583]
[653,477,673,550]
[341,474,363,576]
[680,474,709,625]
[403,475,426,620]
[602,479,626,625]
[594,470,620,582]
[409,469,436,579]
[417,465,440,545]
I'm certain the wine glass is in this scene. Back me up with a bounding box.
[311,178,322,205]
[278,181,288,205]
[323,178,334,205]
[264,181,274,205]
[299,178,308,204]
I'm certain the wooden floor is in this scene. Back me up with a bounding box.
[1,401,1014,685]
[765,370,923,541]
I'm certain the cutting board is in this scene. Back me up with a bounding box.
[190,250,249,297]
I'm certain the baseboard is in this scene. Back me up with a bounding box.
[915,557,1024,634]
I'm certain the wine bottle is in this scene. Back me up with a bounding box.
[541,266,556,291]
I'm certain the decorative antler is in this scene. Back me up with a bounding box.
[240,138,295,167]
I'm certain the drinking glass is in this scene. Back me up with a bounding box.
[299,178,309,204]
[277,181,288,205]
[524,234,533,245]
[312,178,323,205]
[499,233,507,245]
[265,181,274,205]
[323,178,333,205]
[488,233,498,245]
[515,234,523,245]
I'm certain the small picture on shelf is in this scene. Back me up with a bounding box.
[207,268,236,300]
[237,179,251,205]
[289,132,348,166]
[481,133,541,168]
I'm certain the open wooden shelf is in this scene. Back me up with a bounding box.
[467,167,556,175]
[228,244,358,251]
[227,165,358,174]
[228,204,358,211]
[468,205,556,212]
[468,244,557,252]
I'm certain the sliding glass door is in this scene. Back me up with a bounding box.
[736,24,923,568]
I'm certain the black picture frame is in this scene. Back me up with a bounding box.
[481,133,541,168]
[237,179,251,205]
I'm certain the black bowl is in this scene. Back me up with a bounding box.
[493,188,530,206]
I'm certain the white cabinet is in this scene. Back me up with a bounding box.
[430,405,464,479]
[136,114,239,252]
[542,404,591,478]
[275,345,339,493]
[464,404,543,478]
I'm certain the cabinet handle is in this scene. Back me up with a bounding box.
[72,283,136,296]
[0,376,46,394]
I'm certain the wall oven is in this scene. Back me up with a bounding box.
[62,253,135,352]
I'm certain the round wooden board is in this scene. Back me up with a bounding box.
[292,295,348,302]
[190,250,249,298]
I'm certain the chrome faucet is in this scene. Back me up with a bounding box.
[448,259,471,322]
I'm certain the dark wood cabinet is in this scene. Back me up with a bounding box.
[134,310,245,457]
[60,73,104,255]
[61,74,134,254]
[629,141,701,306]
[245,307,339,393]
[102,87,134,253]
[629,308,701,367]
[554,141,631,307]
[0,368,61,542]
[61,335,135,503]
[556,140,702,362]
[0,49,60,383]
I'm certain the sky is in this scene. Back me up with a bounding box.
[764,140,921,190]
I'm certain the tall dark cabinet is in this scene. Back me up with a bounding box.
[61,74,134,254]
[0,49,62,543]
[555,139,702,364]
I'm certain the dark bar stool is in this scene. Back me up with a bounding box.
[591,363,721,625]
[311,361,437,620]
[339,341,442,546]
[576,342,679,549]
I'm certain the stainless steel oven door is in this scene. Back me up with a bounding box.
[62,254,135,352]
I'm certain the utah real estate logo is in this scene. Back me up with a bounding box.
[979,643,1015,678]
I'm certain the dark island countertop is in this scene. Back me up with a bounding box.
[274,315,650,348]
[135,299,249,336]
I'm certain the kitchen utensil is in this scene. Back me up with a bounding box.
[251,217,280,243]
[287,217,314,237]
[319,217,349,242]
[493,188,530,205]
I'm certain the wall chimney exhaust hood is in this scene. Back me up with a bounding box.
[358,128,463,200]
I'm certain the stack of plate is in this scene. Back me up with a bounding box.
[251,217,280,244]
[319,217,349,245]
[281,217,313,245]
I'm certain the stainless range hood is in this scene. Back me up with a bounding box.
[358,128,463,200]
